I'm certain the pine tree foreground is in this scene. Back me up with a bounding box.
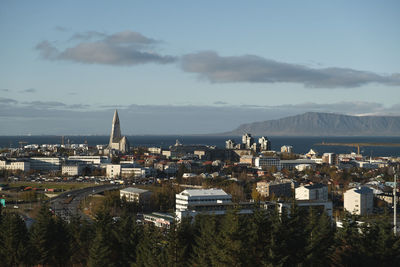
[0,205,400,266]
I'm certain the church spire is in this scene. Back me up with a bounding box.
[109,109,122,145]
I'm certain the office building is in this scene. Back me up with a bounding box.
[175,188,232,220]
[344,187,373,215]
[295,184,328,201]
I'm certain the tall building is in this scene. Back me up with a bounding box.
[242,133,254,149]
[344,187,373,215]
[259,136,271,151]
[108,110,129,153]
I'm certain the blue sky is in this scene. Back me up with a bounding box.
[1,1,399,135]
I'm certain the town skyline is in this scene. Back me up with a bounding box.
[1,1,400,135]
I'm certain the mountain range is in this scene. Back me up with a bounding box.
[224,112,400,136]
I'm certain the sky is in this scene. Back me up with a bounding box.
[1,1,400,135]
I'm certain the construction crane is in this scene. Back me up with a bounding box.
[316,142,400,155]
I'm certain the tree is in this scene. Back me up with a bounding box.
[136,225,164,267]
[114,213,142,266]
[30,204,71,266]
[211,210,242,266]
[68,215,94,266]
[88,208,118,267]
[191,215,217,266]
[304,208,335,266]
[0,213,30,266]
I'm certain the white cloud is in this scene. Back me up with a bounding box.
[36,30,176,66]
[181,51,400,88]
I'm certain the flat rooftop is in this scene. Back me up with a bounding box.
[120,187,149,194]
[179,188,229,197]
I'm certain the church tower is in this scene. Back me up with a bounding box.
[108,109,129,153]
[109,109,122,145]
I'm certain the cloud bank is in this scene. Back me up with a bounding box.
[36,31,176,66]
[181,51,400,88]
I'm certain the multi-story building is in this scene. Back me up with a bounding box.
[30,157,62,171]
[175,189,233,220]
[256,181,292,198]
[120,187,152,205]
[68,156,110,165]
[242,133,254,149]
[295,184,328,201]
[106,164,121,178]
[62,164,83,176]
[258,136,271,151]
[322,153,337,165]
[106,164,153,178]
[281,145,293,153]
[344,187,374,215]
[0,159,30,172]
[255,157,280,170]
[148,147,162,154]
[225,139,236,149]
[280,159,316,170]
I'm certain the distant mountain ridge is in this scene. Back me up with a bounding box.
[225,112,400,136]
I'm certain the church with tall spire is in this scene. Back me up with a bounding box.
[108,110,129,153]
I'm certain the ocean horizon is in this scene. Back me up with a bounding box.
[1,135,400,157]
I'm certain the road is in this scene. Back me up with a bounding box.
[49,184,122,222]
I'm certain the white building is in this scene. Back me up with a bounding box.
[258,136,271,151]
[120,187,152,205]
[107,164,153,178]
[225,139,236,149]
[0,159,30,172]
[281,145,293,153]
[62,165,83,176]
[175,189,232,220]
[68,156,110,165]
[106,164,121,178]
[295,184,328,201]
[148,147,162,154]
[344,187,374,215]
[322,153,337,165]
[30,157,62,171]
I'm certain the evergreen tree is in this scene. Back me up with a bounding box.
[0,213,30,267]
[191,215,217,267]
[303,208,335,266]
[248,208,273,266]
[88,208,118,267]
[164,217,193,267]
[88,228,117,267]
[68,215,94,266]
[360,214,400,266]
[331,213,364,266]
[268,207,289,267]
[114,213,143,266]
[30,204,70,266]
[211,210,242,266]
[136,225,164,267]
